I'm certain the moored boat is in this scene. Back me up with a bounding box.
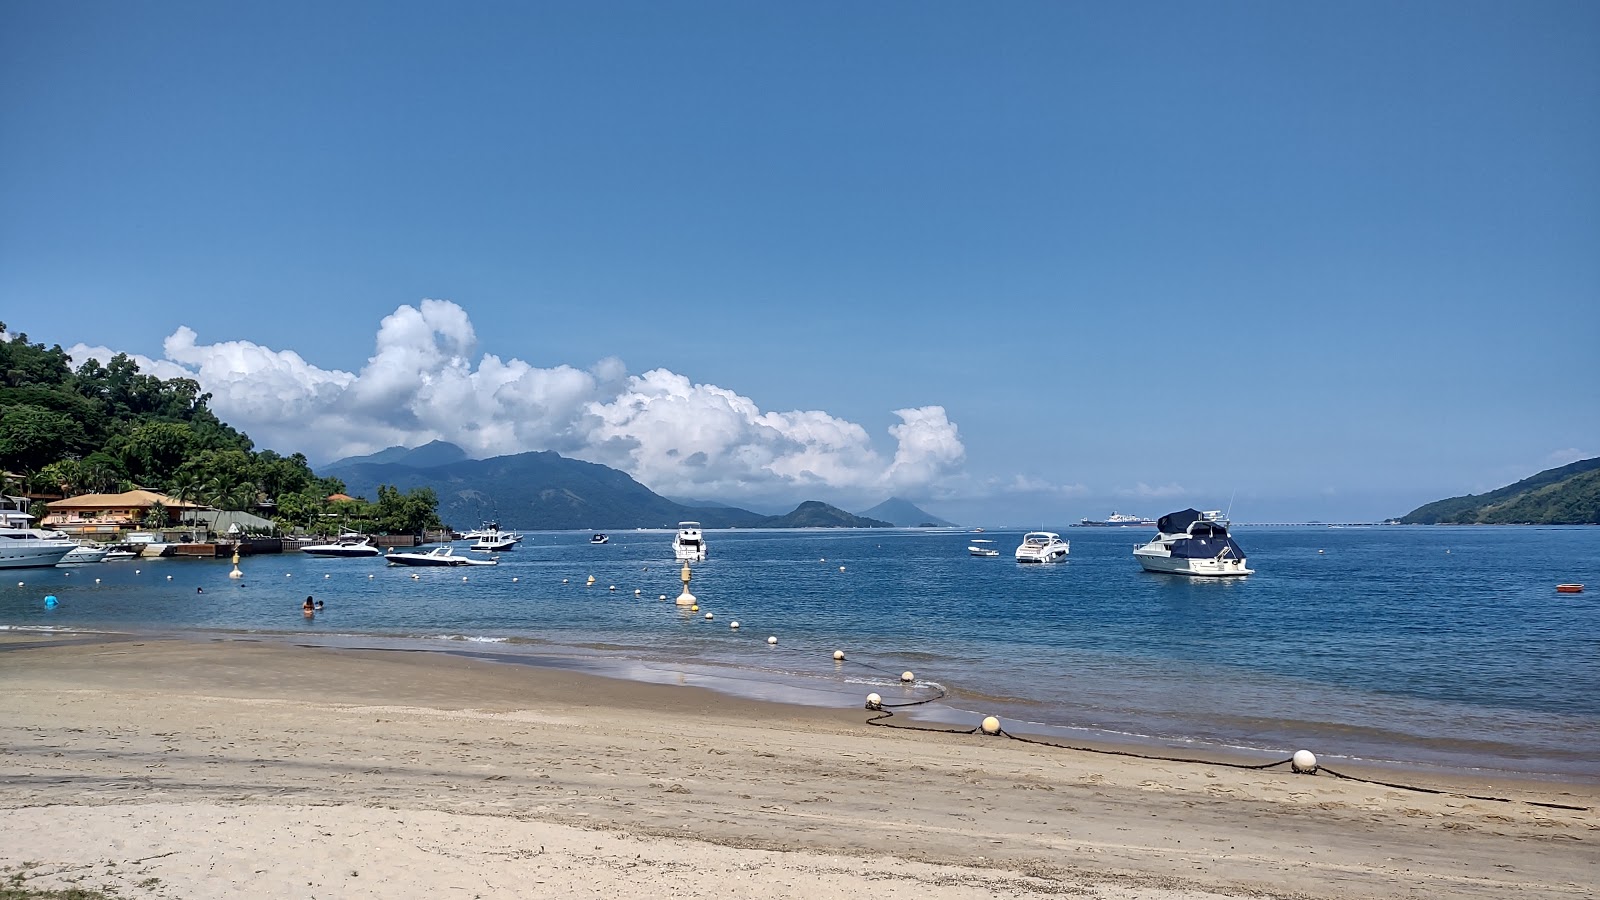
[1133,509,1252,576]
[1015,532,1070,563]
[58,542,110,565]
[301,534,383,557]
[590,533,609,544]
[672,522,707,561]
[385,546,498,567]
[968,539,999,557]
[0,527,78,569]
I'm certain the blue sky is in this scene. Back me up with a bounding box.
[3,1,1596,525]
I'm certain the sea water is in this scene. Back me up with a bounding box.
[3,526,1596,781]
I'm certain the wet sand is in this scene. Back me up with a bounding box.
[1,635,1595,898]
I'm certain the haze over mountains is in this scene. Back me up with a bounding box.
[321,443,932,530]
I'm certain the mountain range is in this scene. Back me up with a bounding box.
[1400,456,1600,525]
[320,443,917,530]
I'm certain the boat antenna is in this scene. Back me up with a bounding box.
[1225,491,1236,523]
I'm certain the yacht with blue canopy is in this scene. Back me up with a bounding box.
[1133,509,1253,576]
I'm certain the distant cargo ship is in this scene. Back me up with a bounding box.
[1075,512,1157,527]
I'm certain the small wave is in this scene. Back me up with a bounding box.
[431,634,510,644]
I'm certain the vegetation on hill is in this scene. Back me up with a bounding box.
[1400,457,1600,524]
[0,324,439,535]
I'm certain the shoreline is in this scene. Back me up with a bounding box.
[3,633,1597,899]
[5,625,1597,791]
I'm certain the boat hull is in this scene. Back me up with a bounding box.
[303,547,382,558]
[0,544,76,569]
[1133,549,1253,577]
[1015,548,1069,563]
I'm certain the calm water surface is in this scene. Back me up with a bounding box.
[4,526,1596,780]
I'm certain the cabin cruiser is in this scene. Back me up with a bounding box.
[301,534,383,557]
[590,533,609,544]
[58,541,111,565]
[469,528,522,551]
[968,539,999,557]
[1015,532,1070,563]
[1133,509,1253,576]
[385,546,498,567]
[672,522,707,561]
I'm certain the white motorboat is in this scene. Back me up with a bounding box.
[0,527,78,569]
[125,532,173,558]
[103,546,140,561]
[469,528,522,552]
[1015,532,1070,563]
[386,546,498,567]
[672,521,707,561]
[590,533,609,544]
[968,539,999,557]
[58,542,110,565]
[1133,509,1253,576]
[301,534,383,557]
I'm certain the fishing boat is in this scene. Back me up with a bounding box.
[590,533,609,544]
[469,528,522,552]
[1133,509,1252,576]
[385,546,498,567]
[968,539,999,557]
[1014,532,1070,563]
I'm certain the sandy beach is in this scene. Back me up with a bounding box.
[1,635,1594,899]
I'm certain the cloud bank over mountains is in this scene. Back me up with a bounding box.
[65,300,966,502]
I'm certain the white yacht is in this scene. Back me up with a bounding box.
[469,528,522,552]
[0,501,78,568]
[1015,532,1070,563]
[1133,509,1253,576]
[58,541,110,565]
[968,539,1000,557]
[301,534,383,557]
[672,521,707,561]
[385,546,498,567]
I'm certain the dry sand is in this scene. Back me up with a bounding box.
[1,635,1594,899]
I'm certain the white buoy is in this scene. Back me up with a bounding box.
[369,574,374,579]
[285,573,291,577]
[324,574,331,579]
[1318,549,1325,554]
[730,621,739,629]
[981,716,1001,735]
[704,613,713,620]
[901,671,914,683]
[609,585,616,591]
[562,578,569,584]
[167,575,172,580]
[134,569,140,574]
[95,578,101,583]
[634,588,641,596]
[659,594,667,601]
[1292,749,1319,774]
[839,566,845,572]
[412,573,420,580]
[512,577,519,582]
[16,582,22,587]
[462,576,469,581]
[833,650,845,661]
[767,636,777,645]
[865,692,883,710]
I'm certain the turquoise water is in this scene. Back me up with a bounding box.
[3,526,1596,780]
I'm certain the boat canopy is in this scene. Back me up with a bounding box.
[1156,509,1205,533]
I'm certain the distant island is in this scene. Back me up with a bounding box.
[322,443,899,530]
[1400,456,1600,525]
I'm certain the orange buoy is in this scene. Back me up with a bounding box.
[1556,584,1584,594]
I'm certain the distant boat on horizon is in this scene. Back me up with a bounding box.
[1075,512,1157,527]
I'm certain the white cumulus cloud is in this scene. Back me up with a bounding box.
[64,299,967,501]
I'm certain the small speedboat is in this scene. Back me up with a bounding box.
[301,534,382,557]
[386,546,498,567]
[124,532,173,558]
[672,521,707,561]
[58,542,110,565]
[1015,532,1070,563]
[968,539,999,557]
[590,533,609,544]
[1133,509,1252,576]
